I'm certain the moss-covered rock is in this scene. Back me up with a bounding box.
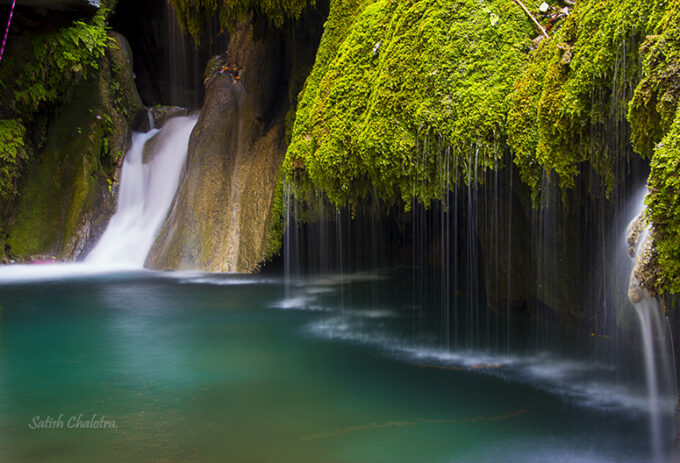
[646,107,680,294]
[169,0,316,44]
[629,4,680,158]
[628,4,680,295]
[280,0,680,297]
[0,31,144,261]
[508,0,666,199]
[285,0,534,207]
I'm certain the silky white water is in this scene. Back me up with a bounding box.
[85,115,197,267]
[626,187,678,462]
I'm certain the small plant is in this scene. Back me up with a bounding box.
[170,0,315,44]
[0,9,112,202]
[0,119,27,199]
[10,10,111,115]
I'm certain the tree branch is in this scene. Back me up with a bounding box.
[513,0,550,39]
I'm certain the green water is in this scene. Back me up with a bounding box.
[0,269,655,462]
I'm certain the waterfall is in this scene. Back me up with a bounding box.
[626,187,677,462]
[278,143,677,460]
[85,115,197,267]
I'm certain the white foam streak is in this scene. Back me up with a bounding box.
[305,314,675,416]
[0,263,143,283]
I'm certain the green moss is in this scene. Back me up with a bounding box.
[0,10,112,203]
[629,4,680,158]
[646,103,680,294]
[625,4,680,294]
[263,174,286,261]
[279,0,680,295]
[7,78,108,257]
[170,0,316,44]
[508,0,666,200]
[0,120,27,201]
[285,0,534,207]
[6,10,111,116]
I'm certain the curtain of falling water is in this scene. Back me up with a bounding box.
[164,2,227,108]
[278,103,678,463]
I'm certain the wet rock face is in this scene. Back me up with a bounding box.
[627,213,647,259]
[627,213,649,303]
[477,176,593,323]
[626,212,662,301]
[2,32,144,261]
[148,106,188,129]
[145,21,289,272]
[476,175,533,316]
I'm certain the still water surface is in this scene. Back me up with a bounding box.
[0,268,659,462]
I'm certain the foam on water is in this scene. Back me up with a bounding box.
[177,275,280,286]
[305,314,673,415]
[0,263,143,284]
[272,272,674,418]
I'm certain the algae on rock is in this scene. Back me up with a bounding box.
[0,31,145,261]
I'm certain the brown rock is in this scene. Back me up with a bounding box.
[146,21,287,272]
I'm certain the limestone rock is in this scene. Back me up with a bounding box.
[148,106,189,130]
[626,210,662,301]
[627,213,647,258]
[146,21,289,272]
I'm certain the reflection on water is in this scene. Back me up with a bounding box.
[0,269,664,462]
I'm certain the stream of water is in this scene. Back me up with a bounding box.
[85,115,197,267]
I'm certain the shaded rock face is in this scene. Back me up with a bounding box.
[0,0,99,33]
[476,165,651,332]
[146,17,321,272]
[627,212,662,301]
[475,170,533,317]
[148,106,188,129]
[109,0,227,108]
[2,32,144,262]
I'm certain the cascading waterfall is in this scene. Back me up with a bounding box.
[626,188,678,462]
[85,115,197,267]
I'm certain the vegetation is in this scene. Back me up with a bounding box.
[629,4,680,158]
[170,0,316,43]
[284,0,534,207]
[0,119,26,201]
[639,5,680,294]
[647,109,680,294]
[507,0,666,199]
[0,9,112,201]
[10,11,111,115]
[279,0,680,292]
